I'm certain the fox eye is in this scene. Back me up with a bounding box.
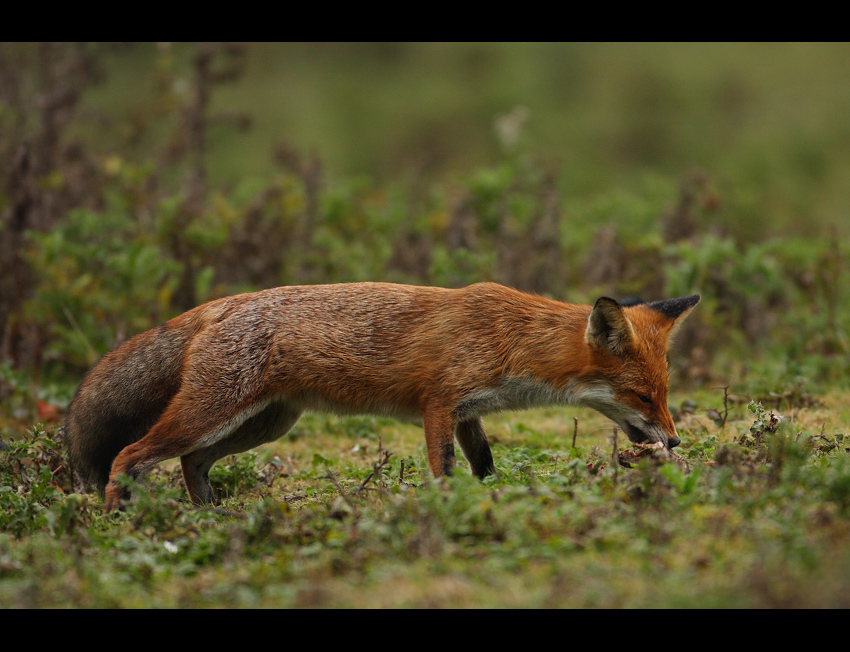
[634,392,652,404]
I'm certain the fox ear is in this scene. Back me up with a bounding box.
[586,297,636,356]
[647,294,701,320]
[647,294,701,341]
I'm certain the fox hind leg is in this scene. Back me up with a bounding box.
[179,401,301,505]
[104,391,299,511]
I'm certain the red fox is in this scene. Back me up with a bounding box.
[62,282,699,511]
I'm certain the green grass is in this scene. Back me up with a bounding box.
[3,387,850,608]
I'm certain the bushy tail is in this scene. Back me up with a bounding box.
[63,323,191,493]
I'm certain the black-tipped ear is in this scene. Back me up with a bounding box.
[585,297,636,356]
[647,294,701,320]
[648,294,701,343]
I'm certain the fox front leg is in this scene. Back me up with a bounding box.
[421,404,458,478]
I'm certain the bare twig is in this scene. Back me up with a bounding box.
[707,384,731,428]
[325,471,356,511]
[354,450,392,497]
[611,426,619,485]
[572,417,579,449]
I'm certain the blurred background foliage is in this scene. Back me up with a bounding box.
[1,42,848,416]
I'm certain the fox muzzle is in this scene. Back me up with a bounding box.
[623,421,680,449]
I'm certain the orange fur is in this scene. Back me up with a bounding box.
[61,282,699,511]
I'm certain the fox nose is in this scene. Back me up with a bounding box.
[668,436,681,449]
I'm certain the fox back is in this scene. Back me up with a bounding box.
[62,282,699,511]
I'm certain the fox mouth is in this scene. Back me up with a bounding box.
[622,422,680,450]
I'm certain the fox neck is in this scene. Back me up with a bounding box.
[455,303,599,418]
[498,301,594,386]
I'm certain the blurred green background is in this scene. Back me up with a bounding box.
[80,43,850,231]
[1,42,849,404]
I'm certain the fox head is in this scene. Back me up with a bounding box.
[581,294,700,449]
